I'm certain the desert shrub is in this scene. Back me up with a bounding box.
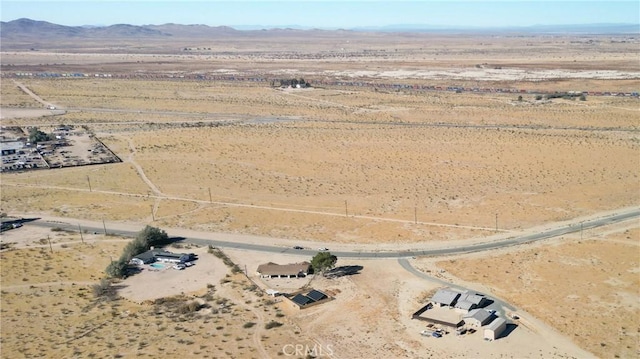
[243,322,256,328]
[92,278,117,300]
[265,321,283,330]
[177,301,202,314]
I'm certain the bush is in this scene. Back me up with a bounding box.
[265,321,283,330]
[177,301,202,314]
[92,278,117,300]
[243,322,256,328]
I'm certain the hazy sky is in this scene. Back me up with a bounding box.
[1,1,638,28]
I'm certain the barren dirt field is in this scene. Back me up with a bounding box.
[1,32,639,358]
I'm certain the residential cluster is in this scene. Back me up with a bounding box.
[413,287,511,341]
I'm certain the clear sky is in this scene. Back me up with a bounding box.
[1,1,638,29]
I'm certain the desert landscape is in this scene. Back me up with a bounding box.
[1,18,639,359]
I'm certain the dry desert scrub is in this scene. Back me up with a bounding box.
[1,79,638,244]
[0,79,42,108]
[437,226,640,359]
[11,78,640,129]
[0,233,306,358]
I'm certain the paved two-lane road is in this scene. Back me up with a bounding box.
[25,207,640,259]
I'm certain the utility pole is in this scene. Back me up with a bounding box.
[344,200,348,217]
[86,175,92,192]
[78,224,84,244]
[150,205,155,221]
[102,218,107,235]
[208,188,212,203]
[47,235,53,253]
[414,206,418,224]
[580,222,583,240]
[495,213,498,233]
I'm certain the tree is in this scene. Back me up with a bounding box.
[105,225,170,278]
[517,95,523,101]
[28,127,50,143]
[310,252,337,275]
[105,258,128,278]
[137,225,170,247]
[579,94,586,101]
[535,95,543,101]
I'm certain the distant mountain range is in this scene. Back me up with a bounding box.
[1,18,638,40]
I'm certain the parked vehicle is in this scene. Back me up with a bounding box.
[173,264,186,270]
[293,246,304,250]
[318,247,329,251]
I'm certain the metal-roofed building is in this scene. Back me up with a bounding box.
[463,309,495,327]
[454,292,488,312]
[484,317,507,340]
[431,288,461,307]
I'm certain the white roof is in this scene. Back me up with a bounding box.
[486,317,507,331]
[1,141,24,151]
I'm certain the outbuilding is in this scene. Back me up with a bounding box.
[484,317,507,340]
[463,309,494,327]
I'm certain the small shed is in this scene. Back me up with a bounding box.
[484,317,507,340]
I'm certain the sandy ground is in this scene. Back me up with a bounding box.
[0,225,306,358]
[430,219,640,359]
[222,248,595,358]
[1,33,638,358]
[116,245,229,303]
